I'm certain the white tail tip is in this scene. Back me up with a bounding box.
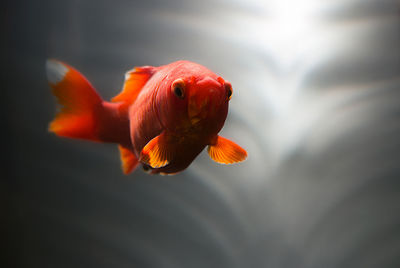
[46,59,68,85]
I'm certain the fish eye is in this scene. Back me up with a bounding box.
[172,78,185,99]
[225,82,233,100]
[174,86,184,98]
[142,164,152,173]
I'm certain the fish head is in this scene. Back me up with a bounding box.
[187,76,231,131]
[159,71,232,139]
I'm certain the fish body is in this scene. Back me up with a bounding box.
[47,60,247,175]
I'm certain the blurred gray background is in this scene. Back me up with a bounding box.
[4,0,400,267]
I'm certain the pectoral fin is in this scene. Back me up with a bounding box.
[207,136,247,164]
[140,132,173,168]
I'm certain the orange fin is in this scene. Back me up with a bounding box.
[207,136,247,164]
[111,66,156,110]
[139,132,173,168]
[46,59,103,141]
[118,145,139,174]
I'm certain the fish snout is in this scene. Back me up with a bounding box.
[188,86,225,125]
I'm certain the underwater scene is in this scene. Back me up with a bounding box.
[5,0,400,267]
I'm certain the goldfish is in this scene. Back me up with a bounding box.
[46,60,247,175]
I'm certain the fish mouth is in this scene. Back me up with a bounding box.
[188,96,209,125]
[190,116,202,125]
[187,76,224,126]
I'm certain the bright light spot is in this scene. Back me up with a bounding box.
[266,1,319,68]
[228,0,327,115]
[227,0,348,163]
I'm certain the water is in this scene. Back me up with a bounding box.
[5,0,400,267]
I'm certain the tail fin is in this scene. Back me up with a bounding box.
[46,59,103,141]
[46,59,139,174]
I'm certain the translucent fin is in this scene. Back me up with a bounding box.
[139,132,173,168]
[118,145,139,174]
[207,136,247,164]
[111,66,155,110]
[46,59,103,141]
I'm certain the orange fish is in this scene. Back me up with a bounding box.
[46,60,247,175]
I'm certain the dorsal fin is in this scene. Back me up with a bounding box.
[111,66,156,110]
